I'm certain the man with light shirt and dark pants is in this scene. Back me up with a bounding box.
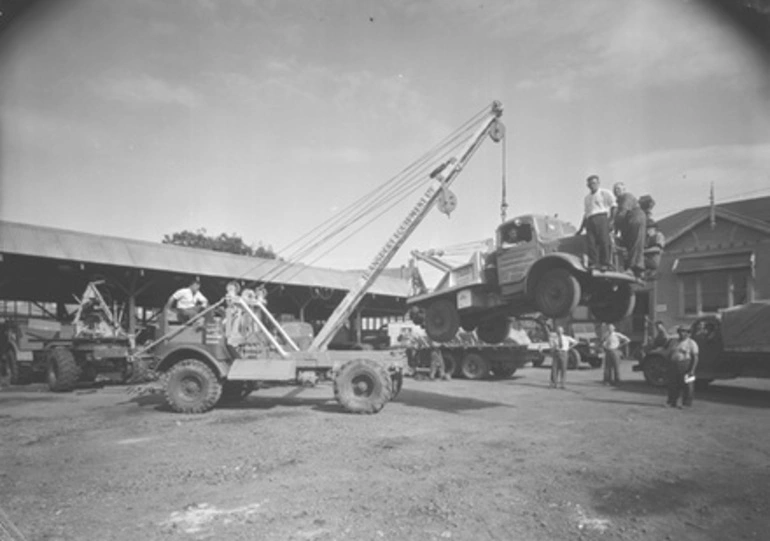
[666,325,699,408]
[602,323,629,386]
[577,175,616,271]
[550,326,577,389]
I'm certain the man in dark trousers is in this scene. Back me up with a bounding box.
[612,182,647,278]
[577,175,616,270]
[666,325,700,408]
[550,326,577,389]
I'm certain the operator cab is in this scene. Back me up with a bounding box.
[498,218,534,249]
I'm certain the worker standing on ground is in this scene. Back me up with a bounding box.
[429,349,450,381]
[602,323,629,386]
[576,175,616,270]
[550,326,577,389]
[666,325,699,408]
[166,278,208,323]
[612,182,647,278]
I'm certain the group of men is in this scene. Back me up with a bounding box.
[577,174,664,279]
[549,320,700,409]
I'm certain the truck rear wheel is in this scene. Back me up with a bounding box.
[164,359,223,413]
[47,348,80,392]
[477,316,509,344]
[642,354,667,387]
[424,299,459,342]
[533,269,580,318]
[334,359,392,414]
[589,283,635,323]
[460,353,489,380]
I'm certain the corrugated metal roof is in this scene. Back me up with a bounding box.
[0,220,410,298]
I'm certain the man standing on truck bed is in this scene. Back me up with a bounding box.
[666,325,699,409]
[577,175,616,271]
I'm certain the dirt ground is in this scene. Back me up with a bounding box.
[1,360,769,541]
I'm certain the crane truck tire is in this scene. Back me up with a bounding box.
[567,348,582,370]
[589,282,636,323]
[460,352,489,380]
[533,268,581,319]
[476,316,509,344]
[47,347,80,392]
[424,299,460,342]
[164,359,223,414]
[334,359,392,414]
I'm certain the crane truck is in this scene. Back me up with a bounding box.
[134,101,506,415]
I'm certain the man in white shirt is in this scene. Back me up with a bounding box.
[577,175,616,270]
[550,326,578,389]
[602,323,630,385]
[166,278,209,323]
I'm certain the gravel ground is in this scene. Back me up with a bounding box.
[1,361,769,541]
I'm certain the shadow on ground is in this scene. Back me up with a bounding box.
[610,379,770,409]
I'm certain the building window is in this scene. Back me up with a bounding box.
[678,268,752,315]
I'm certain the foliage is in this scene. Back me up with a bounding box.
[162,228,277,259]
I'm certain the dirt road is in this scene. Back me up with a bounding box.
[1,362,769,541]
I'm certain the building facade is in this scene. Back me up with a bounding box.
[652,195,770,330]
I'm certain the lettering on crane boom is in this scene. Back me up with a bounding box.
[360,185,438,284]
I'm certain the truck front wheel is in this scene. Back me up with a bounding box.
[164,359,223,413]
[533,269,580,318]
[334,359,392,414]
[47,348,80,392]
[424,299,460,342]
[477,316,509,344]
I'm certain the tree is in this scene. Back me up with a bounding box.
[162,228,277,259]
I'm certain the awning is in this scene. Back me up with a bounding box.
[673,252,753,274]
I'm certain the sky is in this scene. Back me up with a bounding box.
[1,0,769,273]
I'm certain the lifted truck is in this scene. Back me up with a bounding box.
[133,101,506,414]
[408,214,639,342]
[634,302,770,387]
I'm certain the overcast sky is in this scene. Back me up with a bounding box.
[1,0,769,272]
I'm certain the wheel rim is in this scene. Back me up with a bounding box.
[536,270,578,317]
[180,375,204,399]
[352,374,375,397]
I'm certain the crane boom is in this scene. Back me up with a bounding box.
[309,101,504,351]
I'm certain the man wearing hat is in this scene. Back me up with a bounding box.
[666,324,699,408]
[643,219,665,279]
[166,277,209,323]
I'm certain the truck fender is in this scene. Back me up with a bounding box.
[524,253,586,297]
[155,344,229,379]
